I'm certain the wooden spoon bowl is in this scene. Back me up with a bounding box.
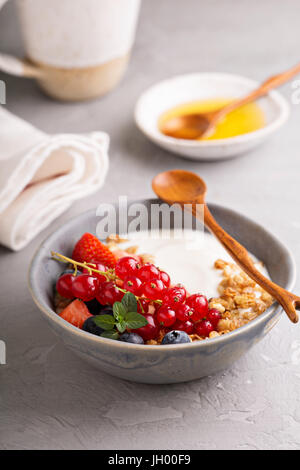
[152,169,299,323]
[153,169,207,204]
[160,62,300,140]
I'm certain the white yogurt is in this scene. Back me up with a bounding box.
[120,230,240,299]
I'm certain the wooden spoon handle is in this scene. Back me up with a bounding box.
[214,62,300,119]
[200,204,299,323]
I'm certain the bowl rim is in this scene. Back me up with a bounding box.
[28,200,297,352]
[134,72,290,148]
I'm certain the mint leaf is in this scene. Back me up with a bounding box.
[93,314,115,330]
[113,301,126,320]
[101,330,120,340]
[116,320,127,334]
[121,292,137,313]
[124,312,148,329]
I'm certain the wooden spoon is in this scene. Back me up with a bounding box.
[161,63,300,140]
[152,169,299,323]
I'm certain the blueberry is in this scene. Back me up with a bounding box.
[82,316,105,336]
[119,332,144,344]
[58,268,81,280]
[161,330,191,345]
[60,268,75,276]
[99,306,114,316]
[84,299,106,315]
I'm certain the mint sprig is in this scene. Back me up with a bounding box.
[101,330,120,340]
[122,293,138,313]
[94,314,115,330]
[124,311,148,329]
[113,301,126,320]
[93,292,148,339]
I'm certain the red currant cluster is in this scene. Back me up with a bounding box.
[56,260,109,301]
[157,291,221,338]
[56,255,221,341]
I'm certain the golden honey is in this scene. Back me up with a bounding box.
[159,98,265,140]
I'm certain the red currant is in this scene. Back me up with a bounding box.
[115,256,139,280]
[195,320,214,337]
[186,294,208,321]
[142,279,165,300]
[162,286,186,307]
[56,273,75,299]
[123,275,142,296]
[96,281,123,305]
[175,303,195,322]
[159,270,171,288]
[138,264,160,282]
[156,306,176,327]
[207,309,221,328]
[96,282,107,305]
[135,314,159,341]
[137,299,150,314]
[173,320,194,334]
[72,274,99,302]
[83,260,108,283]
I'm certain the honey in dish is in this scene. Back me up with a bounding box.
[158,98,265,140]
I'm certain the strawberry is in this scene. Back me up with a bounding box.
[72,233,116,268]
[59,299,93,329]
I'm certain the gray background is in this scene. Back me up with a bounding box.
[1,0,300,450]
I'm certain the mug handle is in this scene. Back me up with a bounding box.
[0,0,42,78]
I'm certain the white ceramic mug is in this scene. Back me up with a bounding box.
[0,0,141,101]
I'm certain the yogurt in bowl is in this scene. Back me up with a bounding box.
[117,228,268,297]
[28,200,296,383]
[51,228,273,345]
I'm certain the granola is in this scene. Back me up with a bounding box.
[206,259,273,337]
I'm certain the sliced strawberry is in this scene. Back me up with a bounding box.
[72,233,116,268]
[59,299,92,329]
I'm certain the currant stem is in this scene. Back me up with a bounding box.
[51,251,115,280]
[115,285,162,306]
[137,298,145,313]
[51,250,163,307]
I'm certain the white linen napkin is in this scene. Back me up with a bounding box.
[0,107,109,251]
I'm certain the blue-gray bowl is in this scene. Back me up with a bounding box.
[28,200,296,384]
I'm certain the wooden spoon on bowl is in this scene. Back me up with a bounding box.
[160,62,300,140]
[152,169,299,323]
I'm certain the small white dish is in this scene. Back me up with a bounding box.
[134,73,290,161]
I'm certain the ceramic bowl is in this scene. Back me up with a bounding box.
[28,200,296,384]
[135,73,290,161]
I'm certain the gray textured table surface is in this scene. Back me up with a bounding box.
[1,0,300,450]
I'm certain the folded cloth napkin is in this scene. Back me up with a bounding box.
[0,106,109,251]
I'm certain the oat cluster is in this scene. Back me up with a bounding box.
[206,258,273,338]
